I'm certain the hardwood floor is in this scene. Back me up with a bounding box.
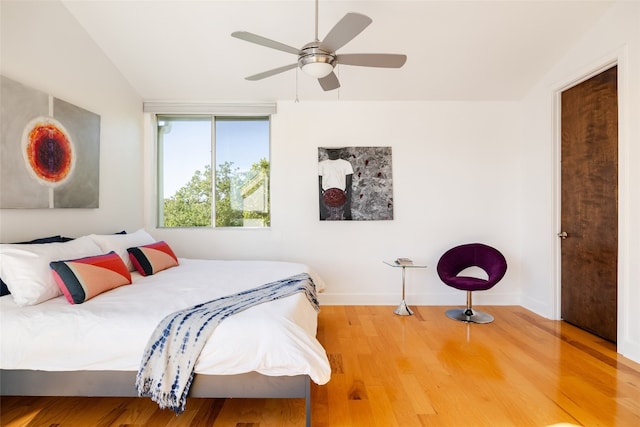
[2,305,640,426]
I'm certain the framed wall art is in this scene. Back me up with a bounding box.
[318,146,393,221]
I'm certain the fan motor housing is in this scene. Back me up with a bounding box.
[298,42,336,69]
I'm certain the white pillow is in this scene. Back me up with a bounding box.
[88,229,156,271]
[0,236,103,306]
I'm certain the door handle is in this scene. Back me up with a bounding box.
[558,231,568,239]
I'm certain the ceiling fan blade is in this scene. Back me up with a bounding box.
[231,31,300,55]
[245,63,298,81]
[318,72,340,91]
[321,13,372,52]
[337,53,407,68]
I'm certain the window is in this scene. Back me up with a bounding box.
[157,115,270,228]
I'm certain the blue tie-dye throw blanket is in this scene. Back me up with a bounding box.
[136,273,319,414]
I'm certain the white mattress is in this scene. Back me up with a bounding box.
[0,259,331,385]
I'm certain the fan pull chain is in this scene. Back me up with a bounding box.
[295,67,300,103]
[337,66,340,101]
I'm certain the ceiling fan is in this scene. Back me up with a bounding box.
[231,0,407,91]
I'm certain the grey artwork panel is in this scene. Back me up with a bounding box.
[0,76,50,208]
[0,76,100,208]
[318,146,393,221]
[52,98,100,208]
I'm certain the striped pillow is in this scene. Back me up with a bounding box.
[50,251,132,304]
[127,241,179,276]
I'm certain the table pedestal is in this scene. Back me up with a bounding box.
[394,300,413,316]
[394,265,413,316]
[384,261,427,316]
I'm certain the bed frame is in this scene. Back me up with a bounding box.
[0,370,312,426]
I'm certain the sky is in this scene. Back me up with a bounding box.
[160,118,269,198]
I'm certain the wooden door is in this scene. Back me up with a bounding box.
[560,66,618,343]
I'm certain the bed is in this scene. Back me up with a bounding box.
[0,231,331,426]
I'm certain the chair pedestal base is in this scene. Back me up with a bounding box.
[445,308,494,324]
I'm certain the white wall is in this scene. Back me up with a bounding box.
[0,0,144,241]
[2,0,637,365]
[149,100,524,307]
[520,1,640,361]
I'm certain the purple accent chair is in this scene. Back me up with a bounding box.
[437,243,507,323]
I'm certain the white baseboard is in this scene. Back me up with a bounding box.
[618,340,640,364]
[318,292,521,306]
[520,294,556,319]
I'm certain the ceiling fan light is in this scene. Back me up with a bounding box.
[301,61,334,78]
[298,44,336,79]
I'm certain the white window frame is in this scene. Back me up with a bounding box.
[144,102,276,229]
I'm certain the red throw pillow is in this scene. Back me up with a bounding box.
[127,241,179,276]
[50,251,132,304]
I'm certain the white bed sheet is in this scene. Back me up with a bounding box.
[0,259,331,385]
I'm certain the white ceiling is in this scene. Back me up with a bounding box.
[61,0,614,102]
